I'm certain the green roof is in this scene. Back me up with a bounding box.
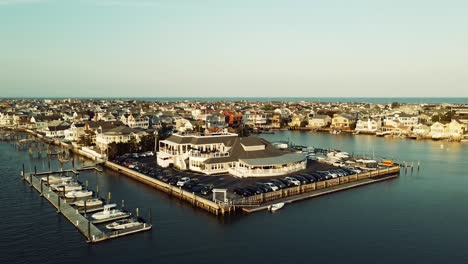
[239,153,306,166]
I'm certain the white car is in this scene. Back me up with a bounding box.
[176,177,190,187]
[263,182,279,192]
[145,151,154,157]
[284,177,301,186]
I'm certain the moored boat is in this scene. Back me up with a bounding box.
[53,182,82,192]
[91,204,130,221]
[74,198,103,207]
[268,202,285,212]
[65,190,93,199]
[41,175,72,184]
[106,218,142,230]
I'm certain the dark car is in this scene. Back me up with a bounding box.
[245,186,262,195]
[233,187,252,197]
[160,174,172,182]
[201,184,214,195]
[278,178,294,187]
[189,183,204,193]
[300,174,316,183]
[270,179,286,189]
[168,176,181,186]
[255,183,272,192]
[182,179,200,190]
[292,175,308,184]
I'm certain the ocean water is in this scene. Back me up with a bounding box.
[1,131,468,264]
[7,97,468,104]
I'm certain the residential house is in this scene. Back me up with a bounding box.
[95,126,145,151]
[355,118,382,133]
[331,114,356,130]
[307,115,331,128]
[64,123,86,142]
[44,121,70,138]
[289,113,307,127]
[384,113,419,127]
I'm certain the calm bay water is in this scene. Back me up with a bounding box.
[1,131,468,264]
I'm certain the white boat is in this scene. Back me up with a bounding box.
[74,198,103,207]
[53,182,82,192]
[268,202,285,212]
[106,218,142,230]
[65,190,93,199]
[91,204,130,220]
[41,175,72,184]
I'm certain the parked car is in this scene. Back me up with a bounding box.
[291,175,308,184]
[182,179,199,190]
[176,177,191,187]
[270,179,286,189]
[284,177,301,186]
[263,182,279,192]
[168,176,181,186]
[256,183,272,192]
[300,174,317,183]
[245,186,262,195]
[201,184,214,195]
[233,187,252,197]
[278,178,294,187]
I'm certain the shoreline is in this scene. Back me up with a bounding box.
[7,128,402,217]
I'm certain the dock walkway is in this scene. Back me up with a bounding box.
[24,173,106,242]
[242,174,398,213]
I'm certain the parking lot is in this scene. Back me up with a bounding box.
[111,153,348,200]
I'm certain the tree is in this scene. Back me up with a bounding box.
[107,142,119,159]
[127,137,139,153]
[432,115,440,123]
[391,102,400,109]
[139,134,155,152]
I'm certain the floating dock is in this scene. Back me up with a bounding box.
[22,170,152,243]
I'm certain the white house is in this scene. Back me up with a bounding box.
[95,126,144,151]
[307,115,331,128]
[44,121,70,138]
[384,113,419,127]
[157,132,307,177]
[64,123,86,142]
[355,118,381,133]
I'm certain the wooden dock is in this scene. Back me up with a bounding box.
[242,173,399,213]
[22,171,151,243]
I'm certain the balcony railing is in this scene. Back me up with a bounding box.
[189,151,229,158]
[228,163,305,177]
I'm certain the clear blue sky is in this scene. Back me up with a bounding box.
[1,0,467,97]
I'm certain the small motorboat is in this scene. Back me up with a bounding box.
[74,198,103,207]
[53,182,82,192]
[91,204,130,220]
[65,190,93,199]
[106,218,142,230]
[41,175,72,184]
[268,202,285,212]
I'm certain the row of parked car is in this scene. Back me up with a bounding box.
[156,174,214,195]
[233,167,364,197]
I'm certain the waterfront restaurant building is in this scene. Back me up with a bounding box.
[157,132,306,177]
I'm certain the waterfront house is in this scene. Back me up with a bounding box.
[157,132,306,177]
[447,119,466,136]
[289,113,307,127]
[355,118,382,133]
[384,113,419,127]
[243,112,268,129]
[0,113,14,127]
[271,114,283,129]
[331,114,356,130]
[44,121,70,138]
[95,126,145,151]
[430,122,449,139]
[306,115,331,128]
[413,124,430,135]
[64,123,85,142]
